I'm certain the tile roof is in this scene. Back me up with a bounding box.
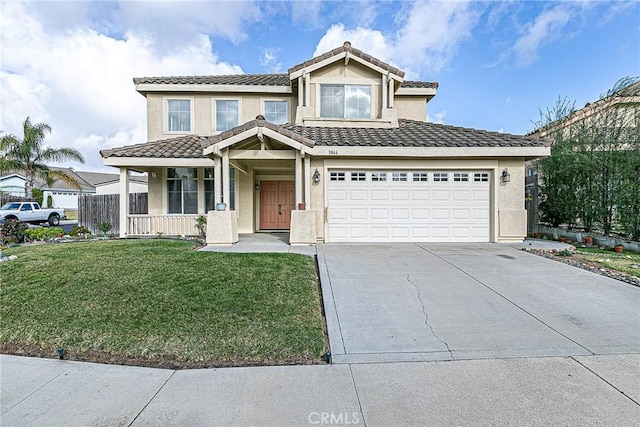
[101,135,209,159]
[102,120,549,160]
[132,74,435,89]
[203,119,315,148]
[288,42,406,78]
[133,74,290,86]
[400,81,439,89]
[281,119,550,148]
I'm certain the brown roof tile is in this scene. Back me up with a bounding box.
[102,119,549,160]
[282,119,550,148]
[101,135,208,159]
[133,74,290,86]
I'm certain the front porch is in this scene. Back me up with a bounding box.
[199,232,317,256]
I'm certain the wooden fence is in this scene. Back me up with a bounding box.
[78,193,148,235]
[0,195,36,206]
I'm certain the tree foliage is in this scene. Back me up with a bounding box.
[0,117,85,198]
[534,77,640,239]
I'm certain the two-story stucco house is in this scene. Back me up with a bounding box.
[101,42,550,244]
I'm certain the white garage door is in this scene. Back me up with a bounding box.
[327,170,490,242]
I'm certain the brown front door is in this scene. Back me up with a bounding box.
[260,181,295,230]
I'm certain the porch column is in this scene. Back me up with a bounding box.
[382,74,388,110]
[304,155,311,205]
[119,167,129,238]
[304,71,311,107]
[222,148,230,209]
[388,78,394,108]
[295,151,303,206]
[214,157,222,205]
[298,76,304,107]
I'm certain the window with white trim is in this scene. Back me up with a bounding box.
[264,101,288,124]
[433,172,448,182]
[204,168,215,212]
[330,172,346,181]
[454,172,469,182]
[215,100,239,132]
[392,172,407,182]
[474,172,489,182]
[350,172,366,181]
[371,172,387,182]
[167,99,191,132]
[320,85,371,119]
[412,172,428,182]
[167,168,198,214]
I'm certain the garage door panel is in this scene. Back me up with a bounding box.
[370,190,388,200]
[350,190,368,201]
[327,170,490,242]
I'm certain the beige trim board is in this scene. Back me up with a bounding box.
[136,84,292,94]
[311,146,550,158]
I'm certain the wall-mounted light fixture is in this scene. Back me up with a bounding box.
[151,172,157,180]
[254,180,260,190]
[313,169,321,184]
[501,168,511,184]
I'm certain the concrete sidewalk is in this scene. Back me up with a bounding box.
[1,353,638,426]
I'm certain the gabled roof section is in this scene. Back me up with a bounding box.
[283,119,550,148]
[202,118,315,157]
[101,135,208,159]
[288,41,405,80]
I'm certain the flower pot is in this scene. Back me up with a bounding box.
[298,203,306,210]
[533,232,541,239]
[614,245,624,253]
[584,236,593,245]
[216,203,227,211]
[558,237,568,243]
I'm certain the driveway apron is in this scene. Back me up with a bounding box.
[317,243,640,364]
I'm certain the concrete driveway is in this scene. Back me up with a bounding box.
[317,243,640,364]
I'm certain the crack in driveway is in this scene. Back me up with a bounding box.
[406,274,454,359]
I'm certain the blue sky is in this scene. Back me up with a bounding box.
[1,0,638,171]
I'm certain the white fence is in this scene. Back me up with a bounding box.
[127,214,200,237]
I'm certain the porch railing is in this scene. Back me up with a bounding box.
[127,214,200,237]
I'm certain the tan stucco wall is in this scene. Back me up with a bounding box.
[237,170,254,233]
[496,159,527,241]
[146,93,295,141]
[395,96,427,122]
[147,167,163,214]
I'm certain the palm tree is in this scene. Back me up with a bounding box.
[0,117,85,198]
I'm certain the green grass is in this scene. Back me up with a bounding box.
[0,240,325,367]
[575,247,640,277]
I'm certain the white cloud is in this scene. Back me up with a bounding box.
[427,110,447,124]
[0,2,245,172]
[513,5,572,66]
[313,24,392,61]
[291,0,323,29]
[313,1,480,78]
[260,48,282,73]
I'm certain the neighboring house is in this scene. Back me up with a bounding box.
[95,175,147,195]
[0,168,148,209]
[101,41,550,243]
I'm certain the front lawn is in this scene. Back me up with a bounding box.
[0,240,326,368]
[574,247,640,278]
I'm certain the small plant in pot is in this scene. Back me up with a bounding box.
[614,242,624,253]
[584,236,593,245]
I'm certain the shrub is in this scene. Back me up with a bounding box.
[70,225,91,237]
[25,227,65,241]
[0,219,28,245]
[32,188,44,206]
[98,222,113,236]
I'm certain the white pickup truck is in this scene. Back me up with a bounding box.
[0,202,65,226]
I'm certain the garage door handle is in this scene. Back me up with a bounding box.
[279,204,282,215]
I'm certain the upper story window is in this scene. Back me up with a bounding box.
[167,99,191,132]
[215,100,239,132]
[264,101,288,124]
[320,85,371,119]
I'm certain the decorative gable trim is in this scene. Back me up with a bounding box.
[288,41,405,82]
